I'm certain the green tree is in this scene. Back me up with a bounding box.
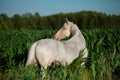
[12,14,24,30]
[0,13,9,30]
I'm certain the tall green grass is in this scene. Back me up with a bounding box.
[0,29,120,80]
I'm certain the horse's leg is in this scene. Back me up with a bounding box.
[41,65,48,79]
[36,55,48,78]
[81,48,88,66]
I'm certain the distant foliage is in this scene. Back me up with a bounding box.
[0,11,120,30]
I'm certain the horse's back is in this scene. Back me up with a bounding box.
[35,39,67,67]
[36,39,57,54]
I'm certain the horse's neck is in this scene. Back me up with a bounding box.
[69,30,84,45]
[64,26,86,55]
[69,25,86,45]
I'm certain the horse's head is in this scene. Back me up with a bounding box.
[54,18,73,40]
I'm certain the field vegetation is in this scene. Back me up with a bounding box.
[0,10,120,80]
[0,28,120,80]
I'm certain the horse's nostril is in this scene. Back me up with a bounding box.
[54,36,57,40]
[54,36,60,40]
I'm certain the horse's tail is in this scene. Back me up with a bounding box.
[26,41,38,67]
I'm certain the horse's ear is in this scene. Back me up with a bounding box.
[66,18,69,24]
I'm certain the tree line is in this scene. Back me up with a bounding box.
[0,11,120,30]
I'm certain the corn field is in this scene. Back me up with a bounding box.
[0,28,120,80]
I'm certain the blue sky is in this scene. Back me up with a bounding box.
[0,0,120,17]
